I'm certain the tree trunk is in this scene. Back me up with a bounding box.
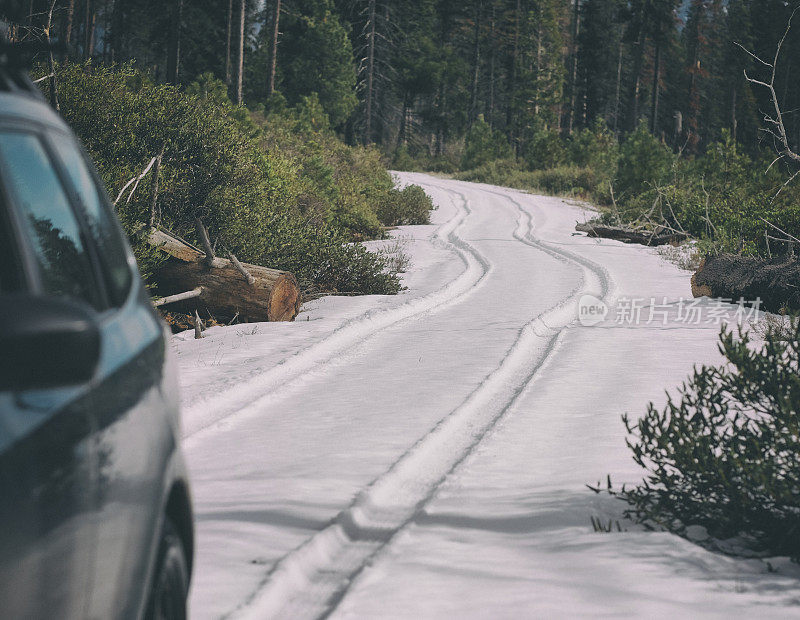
[650,43,661,133]
[692,254,800,314]
[613,37,622,134]
[397,96,409,147]
[534,19,542,118]
[111,0,125,62]
[149,229,301,322]
[506,0,521,144]
[486,2,495,125]
[166,0,183,84]
[101,0,112,62]
[235,0,245,104]
[567,0,581,133]
[83,0,93,60]
[267,0,281,98]
[64,0,76,46]
[88,8,97,58]
[627,29,645,131]
[225,0,232,85]
[364,0,376,144]
[46,0,60,112]
[469,0,482,125]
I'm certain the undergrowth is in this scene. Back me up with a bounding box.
[44,62,432,295]
[609,320,800,560]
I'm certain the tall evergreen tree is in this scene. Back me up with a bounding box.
[577,0,625,131]
[277,0,357,128]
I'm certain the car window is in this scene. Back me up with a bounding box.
[49,133,133,306]
[0,131,100,308]
[0,196,22,293]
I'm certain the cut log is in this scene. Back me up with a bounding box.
[575,221,687,246]
[149,228,301,322]
[691,254,800,314]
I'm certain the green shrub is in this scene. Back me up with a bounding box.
[391,145,418,172]
[456,158,522,185]
[45,62,400,295]
[522,128,568,170]
[376,184,434,226]
[423,153,461,174]
[254,104,396,240]
[528,166,597,196]
[616,122,675,198]
[568,120,619,182]
[620,321,800,559]
[461,116,513,170]
[457,161,597,197]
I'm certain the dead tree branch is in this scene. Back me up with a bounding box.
[152,286,204,307]
[194,309,203,339]
[114,156,158,206]
[737,9,800,196]
[226,248,255,285]
[148,145,165,228]
[45,0,59,111]
[194,218,216,266]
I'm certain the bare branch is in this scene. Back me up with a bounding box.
[739,8,800,195]
[226,248,255,285]
[760,216,800,244]
[734,42,772,68]
[194,310,203,339]
[766,155,782,173]
[113,156,158,206]
[152,287,204,307]
[149,145,165,228]
[194,218,215,266]
[742,71,770,90]
[774,168,800,199]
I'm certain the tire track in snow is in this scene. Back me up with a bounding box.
[184,183,490,443]
[228,179,616,620]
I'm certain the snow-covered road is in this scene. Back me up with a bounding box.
[178,174,800,619]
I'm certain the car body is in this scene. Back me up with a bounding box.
[0,67,193,619]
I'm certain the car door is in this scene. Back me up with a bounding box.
[47,131,176,620]
[0,128,100,618]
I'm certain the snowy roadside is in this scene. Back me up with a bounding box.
[172,181,460,439]
[176,174,800,619]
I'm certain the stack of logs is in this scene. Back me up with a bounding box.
[150,222,301,324]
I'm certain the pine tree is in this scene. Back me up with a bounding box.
[577,0,625,131]
[275,0,357,128]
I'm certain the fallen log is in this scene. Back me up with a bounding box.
[691,254,800,314]
[575,221,687,246]
[149,228,301,322]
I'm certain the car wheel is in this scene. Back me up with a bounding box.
[145,516,189,620]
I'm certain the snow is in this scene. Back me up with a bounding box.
[177,173,800,619]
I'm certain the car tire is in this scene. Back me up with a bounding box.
[145,516,189,620]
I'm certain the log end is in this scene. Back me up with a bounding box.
[691,258,713,298]
[267,272,302,322]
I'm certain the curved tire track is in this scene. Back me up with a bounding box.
[229,178,616,620]
[184,184,489,443]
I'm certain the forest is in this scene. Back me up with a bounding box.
[3,0,800,276]
[13,0,798,156]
